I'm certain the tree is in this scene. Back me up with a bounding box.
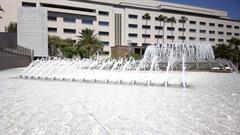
[213,43,232,60]
[213,38,240,70]
[155,15,163,43]
[48,36,60,56]
[167,17,176,43]
[48,35,77,58]
[143,13,151,45]
[155,15,168,44]
[227,37,240,67]
[0,5,3,19]
[162,16,168,44]
[179,16,188,43]
[76,28,103,58]
[5,22,17,32]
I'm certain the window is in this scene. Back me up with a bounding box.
[155,35,163,39]
[63,17,76,23]
[128,33,138,38]
[129,24,138,28]
[99,31,109,36]
[128,14,138,19]
[41,3,95,13]
[63,29,76,34]
[189,37,196,40]
[142,43,150,46]
[101,41,109,46]
[22,2,36,7]
[142,16,151,20]
[209,23,215,26]
[199,30,206,33]
[167,27,174,31]
[167,36,174,39]
[142,25,151,29]
[131,43,138,46]
[48,16,57,21]
[234,26,239,29]
[178,28,186,32]
[226,25,232,28]
[200,22,206,25]
[209,30,215,34]
[155,26,163,30]
[200,37,206,41]
[98,11,109,16]
[218,31,224,35]
[82,18,93,24]
[178,20,185,23]
[189,29,196,32]
[209,38,215,42]
[189,21,196,24]
[178,36,186,40]
[235,33,240,36]
[99,21,109,26]
[227,32,232,36]
[48,27,57,33]
[142,34,151,38]
[218,24,224,27]
[218,39,224,42]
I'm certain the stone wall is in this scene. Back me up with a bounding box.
[0,47,32,70]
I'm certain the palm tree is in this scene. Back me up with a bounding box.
[213,43,232,60]
[227,37,240,67]
[155,15,168,44]
[0,5,4,19]
[77,28,103,58]
[143,13,151,45]
[161,16,168,44]
[179,16,188,43]
[155,15,163,43]
[167,17,176,43]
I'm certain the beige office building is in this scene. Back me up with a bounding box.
[1,0,240,55]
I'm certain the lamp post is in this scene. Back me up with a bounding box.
[127,40,131,58]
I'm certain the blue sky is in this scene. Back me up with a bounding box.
[160,0,240,20]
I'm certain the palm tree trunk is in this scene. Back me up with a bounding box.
[163,23,165,44]
[157,21,161,44]
[88,49,90,58]
[171,23,173,43]
[182,23,185,43]
[144,20,147,45]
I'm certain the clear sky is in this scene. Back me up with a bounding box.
[160,0,240,20]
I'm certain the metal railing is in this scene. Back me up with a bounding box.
[0,45,32,56]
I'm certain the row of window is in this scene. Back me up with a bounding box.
[128,14,240,29]
[48,16,109,26]
[128,25,240,36]
[129,24,240,31]
[128,34,235,42]
[22,1,109,17]
[129,36,227,43]
[128,33,239,39]
[128,38,228,47]
[189,29,239,36]
[48,27,110,36]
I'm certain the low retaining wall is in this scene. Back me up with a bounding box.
[0,47,32,70]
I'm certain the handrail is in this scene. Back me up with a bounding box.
[0,45,32,56]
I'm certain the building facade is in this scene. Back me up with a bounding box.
[1,0,240,55]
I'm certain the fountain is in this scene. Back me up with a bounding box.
[18,43,236,87]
